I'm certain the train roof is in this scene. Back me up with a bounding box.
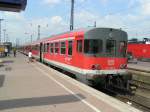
[47,27,125,37]
[31,27,126,45]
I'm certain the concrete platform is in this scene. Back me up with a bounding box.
[0,53,141,112]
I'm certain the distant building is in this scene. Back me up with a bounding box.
[3,42,12,53]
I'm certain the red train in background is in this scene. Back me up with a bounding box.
[127,38,150,61]
[21,28,134,92]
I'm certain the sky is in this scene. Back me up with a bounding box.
[1,0,150,45]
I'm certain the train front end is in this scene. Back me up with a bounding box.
[83,28,133,92]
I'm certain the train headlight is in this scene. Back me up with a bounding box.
[120,64,127,69]
[91,64,101,70]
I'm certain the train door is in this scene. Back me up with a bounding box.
[74,36,84,82]
[40,42,43,62]
[75,37,84,67]
[65,40,74,65]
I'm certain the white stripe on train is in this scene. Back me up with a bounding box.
[32,54,127,76]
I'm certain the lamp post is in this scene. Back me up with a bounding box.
[37,25,40,40]
[0,19,4,44]
[37,24,49,40]
[3,29,6,42]
[70,0,74,31]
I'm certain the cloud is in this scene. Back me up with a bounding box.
[3,0,150,44]
[140,0,150,15]
[75,10,100,28]
[74,9,127,30]
[43,0,86,6]
[99,0,108,5]
[0,12,68,44]
[76,0,86,2]
[43,0,61,5]
[0,12,27,44]
[50,16,63,24]
[128,0,138,8]
[3,12,25,21]
[73,7,150,40]
[100,0,107,3]
[24,16,68,40]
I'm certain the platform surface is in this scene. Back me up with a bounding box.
[0,53,141,112]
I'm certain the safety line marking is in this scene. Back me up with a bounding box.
[35,62,141,112]
[32,64,101,112]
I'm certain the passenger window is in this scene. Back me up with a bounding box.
[50,43,53,53]
[99,40,103,53]
[119,41,126,57]
[68,41,73,55]
[32,45,35,50]
[60,42,66,54]
[54,42,59,54]
[35,44,39,50]
[44,44,46,52]
[33,45,36,50]
[77,40,82,53]
[47,43,49,52]
[106,39,116,56]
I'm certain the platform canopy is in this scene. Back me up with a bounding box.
[0,0,27,12]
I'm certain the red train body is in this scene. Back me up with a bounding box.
[22,28,132,91]
[127,38,150,60]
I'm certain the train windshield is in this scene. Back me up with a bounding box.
[119,41,127,57]
[106,40,116,56]
[84,39,103,54]
[84,39,126,57]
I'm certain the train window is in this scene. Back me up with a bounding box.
[44,44,46,52]
[84,39,99,54]
[47,43,49,52]
[77,40,82,53]
[99,40,103,53]
[45,43,48,52]
[32,45,38,50]
[35,45,39,50]
[50,43,53,53]
[60,42,66,54]
[31,45,34,50]
[119,41,126,57]
[54,42,59,54]
[106,40,116,56]
[68,41,73,55]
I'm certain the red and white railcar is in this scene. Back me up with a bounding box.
[23,28,132,91]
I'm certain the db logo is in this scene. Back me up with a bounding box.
[65,57,72,61]
[108,60,115,66]
[143,49,147,53]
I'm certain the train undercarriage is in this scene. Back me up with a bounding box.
[87,73,136,94]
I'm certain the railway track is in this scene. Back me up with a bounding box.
[97,85,150,112]
[132,80,150,91]
[115,80,150,112]
[125,68,150,111]
[56,65,150,112]
[38,59,150,112]
[92,76,150,112]
[59,65,150,112]
[116,94,150,112]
